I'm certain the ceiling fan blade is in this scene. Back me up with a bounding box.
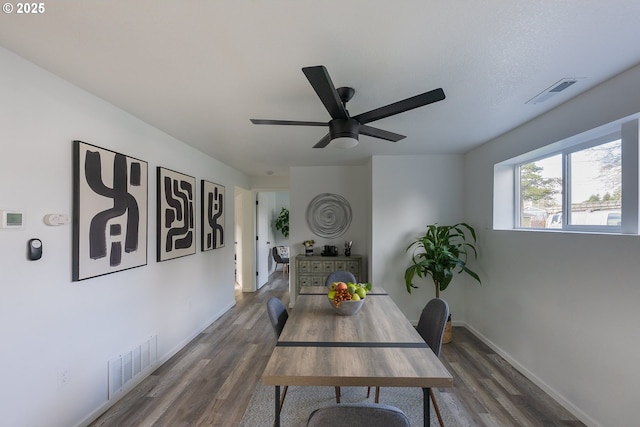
[302,66,349,120]
[250,119,328,126]
[353,88,445,124]
[359,125,406,142]
[312,133,332,148]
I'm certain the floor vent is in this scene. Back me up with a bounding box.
[108,335,158,400]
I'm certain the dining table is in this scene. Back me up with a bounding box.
[262,285,453,426]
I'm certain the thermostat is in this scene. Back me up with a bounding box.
[1,210,24,229]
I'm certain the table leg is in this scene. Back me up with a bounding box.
[423,387,431,427]
[274,386,281,427]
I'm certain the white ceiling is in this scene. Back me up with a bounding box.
[2,0,640,177]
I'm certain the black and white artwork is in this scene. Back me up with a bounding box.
[72,140,148,281]
[157,167,196,261]
[201,180,225,251]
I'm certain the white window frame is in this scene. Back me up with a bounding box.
[563,132,621,233]
[494,114,640,235]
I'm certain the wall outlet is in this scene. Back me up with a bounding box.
[57,369,70,389]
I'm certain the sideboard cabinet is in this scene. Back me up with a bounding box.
[295,254,365,294]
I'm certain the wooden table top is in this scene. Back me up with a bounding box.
[263,290,453,389]
[280,291,425,344]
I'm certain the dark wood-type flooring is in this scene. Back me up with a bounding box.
[89,274,585,427]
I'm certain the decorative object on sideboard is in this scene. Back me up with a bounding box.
[321,245,338,256]
[344,240,352,256]
[303,239,315,256]
[306,193,352,238]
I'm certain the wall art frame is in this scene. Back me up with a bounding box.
[156,167,196,262]
[201,179,225,251]
[72,140,148,281]
[306,193,352,238]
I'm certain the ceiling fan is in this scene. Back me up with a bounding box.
[250,65,445,148]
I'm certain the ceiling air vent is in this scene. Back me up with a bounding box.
[525,78,582,104]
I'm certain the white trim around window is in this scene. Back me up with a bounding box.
[494,113,640,234]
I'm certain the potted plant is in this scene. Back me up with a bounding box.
[404,222,481,343]
[274,207,289,238]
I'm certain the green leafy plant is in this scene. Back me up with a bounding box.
[274,207,289,238]
[404,223,481,298]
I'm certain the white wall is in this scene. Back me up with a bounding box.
[0,47,249,427]
[370,155,471,324]
[289,165,371,301]
[463,63,640,427]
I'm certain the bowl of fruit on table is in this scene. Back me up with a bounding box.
[327,281,372,316]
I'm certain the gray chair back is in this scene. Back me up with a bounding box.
[266,297,288,339]
[307,403,410,427]
[272,246,289,263]
[416,298,450,357]
[324,270,356,287]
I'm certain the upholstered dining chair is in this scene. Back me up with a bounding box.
[374,298,449,427]
[306,403,411,427]
[272,246,289,279]
[266,297,340,418]
[324,270,356,287]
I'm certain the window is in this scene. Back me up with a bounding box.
[494,114,639,234]
[517,136,621,232]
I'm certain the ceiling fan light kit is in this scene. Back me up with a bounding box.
[329,118,359,148]
[331,136,359,149]
[250,65,445,149]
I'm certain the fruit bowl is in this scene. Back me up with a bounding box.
[327,281,371,315]
[332,298,364,316]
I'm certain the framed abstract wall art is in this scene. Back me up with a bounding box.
[156,167,196,261]
[72,140,148,281]
[201,180,225,251]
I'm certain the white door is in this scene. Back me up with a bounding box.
[256,192,270,289]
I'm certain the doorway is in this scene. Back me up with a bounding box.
[255,191,290,290]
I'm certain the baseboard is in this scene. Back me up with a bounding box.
[457,322,600,427]
[76,300,236,427]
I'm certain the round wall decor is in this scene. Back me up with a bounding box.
[306,193,352,238]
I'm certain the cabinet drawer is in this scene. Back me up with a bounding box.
[299,275,313,287]
[311,276,324,286]
[334,260,346,271]
[346,261,360,275]
[322,261,335,273]
[310,261,323,274]
[298,260,311,273]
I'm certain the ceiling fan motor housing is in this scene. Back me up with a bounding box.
[329,118,359,140]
